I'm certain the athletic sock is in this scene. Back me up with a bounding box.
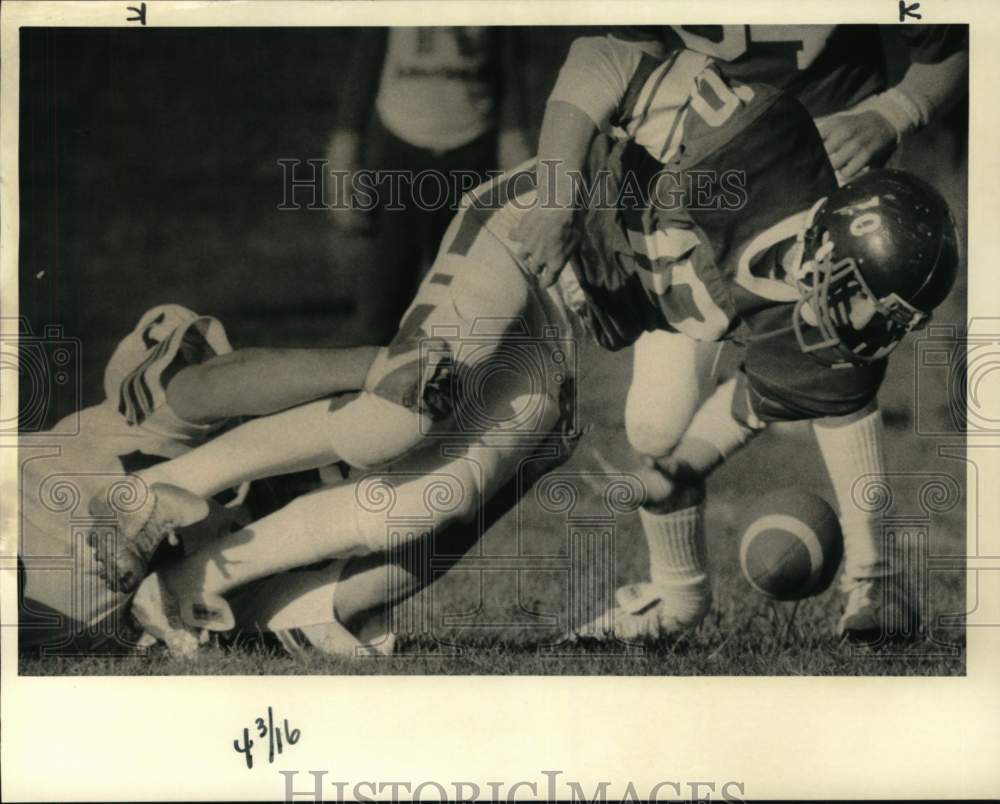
[640,504,708,587]
[166,482,369,599]
[813,407,890,579]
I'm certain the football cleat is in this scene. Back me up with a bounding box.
[88,481,210,594]
[573,579,712,641]
[838,575,922,644]
[131,572,204,657]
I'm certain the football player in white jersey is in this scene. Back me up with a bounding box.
[18,304,389,656]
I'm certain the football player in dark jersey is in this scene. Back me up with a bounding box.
[573,167,957,642]
[513,31,964,642]
[85,39,959,650]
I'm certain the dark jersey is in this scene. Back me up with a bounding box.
[451,45,886,422]
[565,48,886,422]
[571,51,835,348]
[615,24,968,116]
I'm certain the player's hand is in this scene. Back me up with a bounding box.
[816,110,896,184]
[510,204,579,288]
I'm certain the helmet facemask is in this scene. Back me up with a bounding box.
[792,217,929,367]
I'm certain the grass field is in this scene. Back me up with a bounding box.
[17,28,968,676]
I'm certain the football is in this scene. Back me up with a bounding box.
[738,490,844,601]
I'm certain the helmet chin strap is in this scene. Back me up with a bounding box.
[791,198,829,282]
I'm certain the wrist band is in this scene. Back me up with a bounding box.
[854,87,930,142]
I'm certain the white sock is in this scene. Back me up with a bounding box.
[640,504,707,587]
[140,399,344,497]
[813,408,891,580]
[168,460,466,598]
[169,482,371,598]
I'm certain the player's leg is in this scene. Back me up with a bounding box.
[812,402,916,641]
[223,559,382,657]
[153,218,573,634]
[110,205,495,505]
[315,423,569,653]
[624,331,721,466]
[614,331,720,636]
[88,383,434,595]
[159,361,564,631]
[135,194,542,496]
[586,335,760,638]
[89,204,540,592]
[223,425,570,657]
[135,392,425,499]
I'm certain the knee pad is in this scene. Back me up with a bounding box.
[325,391,427,470]
[625,390,694,457]
[624,374,701,459]
[625,332,720,459]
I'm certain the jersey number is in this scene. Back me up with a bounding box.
[690,68,754,127]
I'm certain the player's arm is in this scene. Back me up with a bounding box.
[165,346,378,424]
[512,99,596,285]
[511,34,662,286]
[817,26,968,182]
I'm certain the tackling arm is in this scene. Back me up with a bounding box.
[512,34,657,284]
[165,346,378,424]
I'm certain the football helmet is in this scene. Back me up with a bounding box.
[792,169,959,366]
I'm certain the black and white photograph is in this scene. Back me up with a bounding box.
[2,1,998,801]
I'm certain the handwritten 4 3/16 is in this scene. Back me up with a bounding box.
[233,707,300,769]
